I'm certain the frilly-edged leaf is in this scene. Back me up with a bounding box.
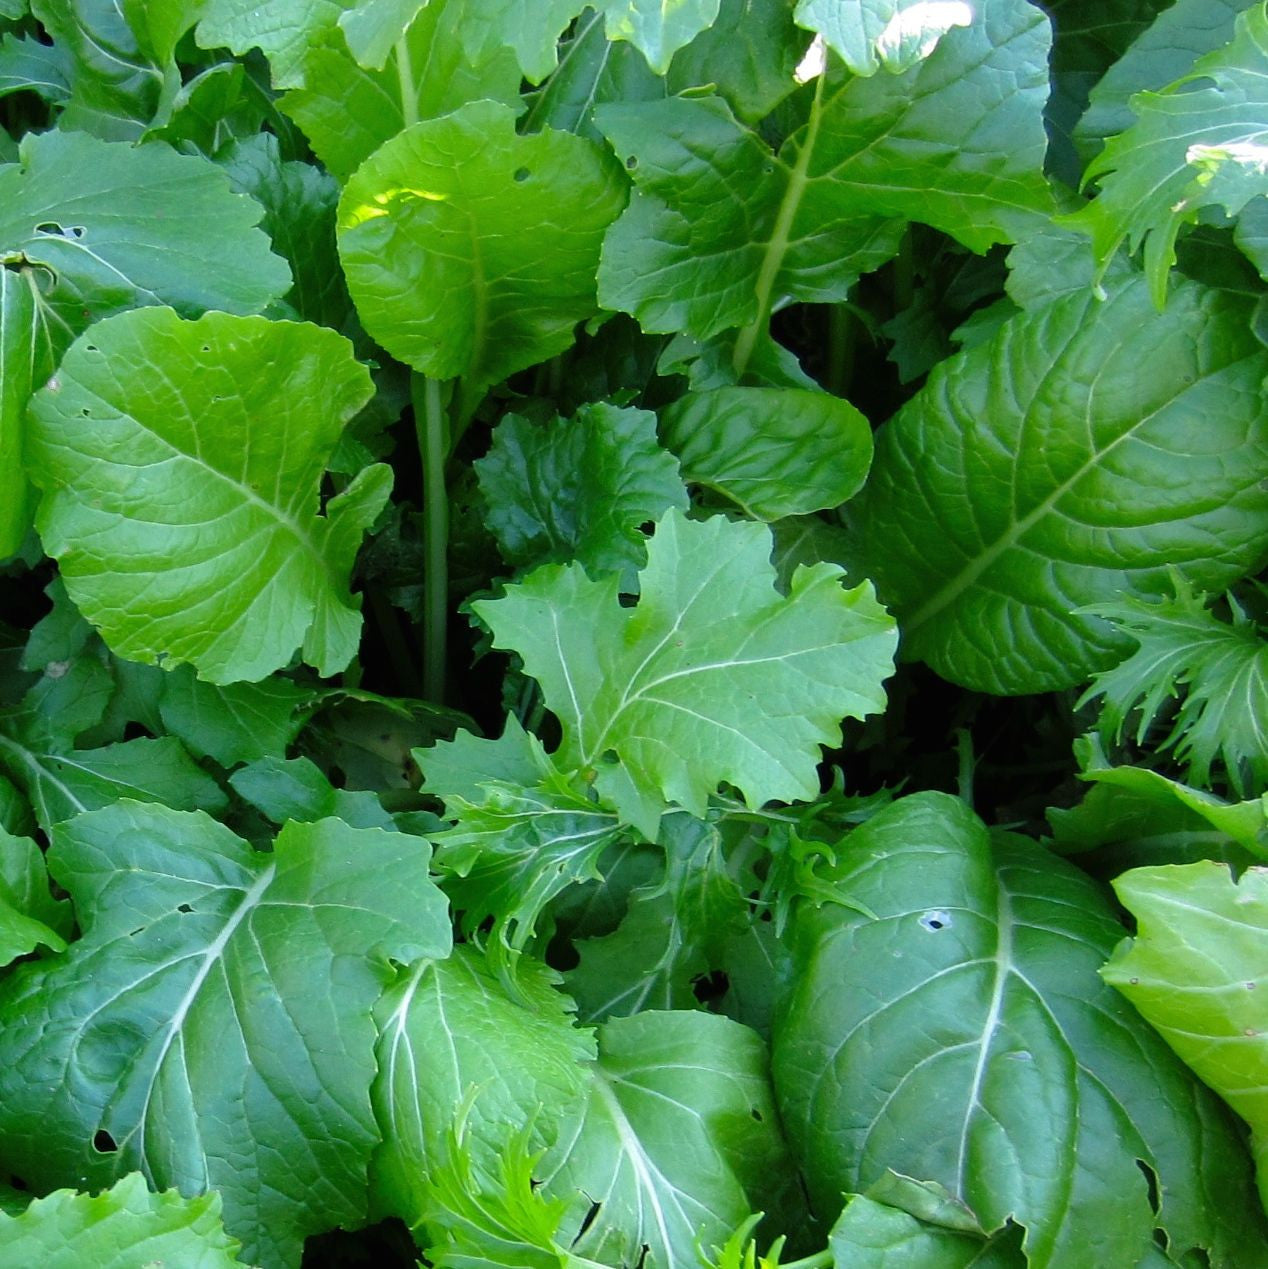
[1081,581,1268,796]
[593,0,721,73]
[27,308,384,684]
[794,0,973,76]
[1068,5,1268,305]
[281,2,523,183]
[773,793,1266,1267]
[661,387,871,520]
[1106,862,1268,1213]
[339,101,626,413]
[0,1174,247,1269]
[0,802,451,1269]
[370,946,595,1226]
[853,273,1268,694]
[473,509,897,818]
[476,403,687,586]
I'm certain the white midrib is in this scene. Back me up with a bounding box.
[956,881,1012,1186]
[0,732,86,817]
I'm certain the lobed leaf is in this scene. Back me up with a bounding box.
[794,0,974,76]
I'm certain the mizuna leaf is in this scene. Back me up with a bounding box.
[853,273,1268,694]
[27,308,385,684]
[772,793,1267,1268]
[1068,4,1268,304]
[0,1174,247,1269]
[475,403,688,586]
[794,0,974,76]
[1106,863,1268,1215]
[660,386,872,520]
[0,802,452,1269]
[338,100,626,413]
[1080,583,1268,797]
[473,508,898,818]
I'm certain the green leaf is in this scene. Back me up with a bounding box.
[337,0,423,68]
[281,2,523,184]
[0,130,291,331]
[1106,862,1268,1213]
[339,100,625,410]
[370,945,595,1224]
[593,0,721,73]
[119,0,205,67]
[828,1194,1024,1266]
[597,5,1052,352]
[541,1010,796,1268]
[195,0,345,88]
[0,33,71,105]
[0,822,72,940]
[0,802,451,1269]
[446,0,584,83]
[1069,5,1268,305]
[853,274,1268,694]
[773,793,1266,1267]
[475,403,687,586]
[794,0,973,76]
[1080,582,1268,797]
[0,1174,247,1269]
[229,755,396,829]
[27,308,384,684]
[660,386,872,520]
[474,509,897,817]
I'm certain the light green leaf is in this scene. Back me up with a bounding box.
[476,403,687,585]
[229,755,396,829]
[281,2,523,183]
[0,802,451,1269]
[157,665,312,768]
[448,0,585,83]
[661,386,871,520]
[1238,196,1268,279]
[27,308,384,684]
[828,1194,1024,1266]
[370,945,595,1224]
[597,6,1052,355]
[0,33,71,104]
[541,1011,795,1268]
[0,1174,247,1269]
[119,0,205,67]
[0,823,72,941]
[773,793,1266,1266]
[195,0,346,88]
[1080,582,1268,797]
[0,129,291,331]
[795,0,973,76]
[337,0,423,68]
[852,274,1268,694]
[474,509,897,817]
[1106,862,1268,1212]
[339,100,626,410]
[419,715,545,803]
[1069,5,1268,305]
[594,0,721,73]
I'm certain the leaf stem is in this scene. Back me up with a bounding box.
[783,1252,834,1269]
[414,373,449,703]
[395,35,418,128]
[825,303,855,397]
[732,70,826,380]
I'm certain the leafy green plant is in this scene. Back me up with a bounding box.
[1,2,1268,1267]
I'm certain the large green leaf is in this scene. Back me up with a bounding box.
[597,3,1051,358]
[594,0,720,72]
[1106,862,1268,1212]
[0,267,50,558]
[828,1191,1023,1267]
[773,793,1266,1267]
[195,0,346,88]
[0,1174,247,1269]
[0,825,66,966]
[339,100,626,411]
[27,308,385,684]
[473,509,897,818]
[475,402,687,585]
[0,802,451,1269]
[794,0,973,75]
[853,274,1268,694]
[1069,5,1268,305]
[660,386,872,520]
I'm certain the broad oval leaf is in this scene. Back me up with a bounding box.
[773,793,1266,1268]
[853,273,1268,694]
[27,308,385,684]
[660,386,872,520]
[0,802,452,1269]
[473,508,898,817]
[338,100,626,409]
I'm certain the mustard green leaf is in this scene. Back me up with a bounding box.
[0,803,451,1269]
[795,0,974,76]
[474,509,897,817]
[0,822,72,942]
[27,308,383,684]
[0,1174,248,1269]
[828,1193,1024,1267]
[661,386,872,520]
[195,0,345,89]
[853,274,1268,694]
[594,0,721,73]
[337,0,422,68]
[339,100,626,407]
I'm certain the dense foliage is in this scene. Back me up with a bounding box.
[0,1,1267,1266]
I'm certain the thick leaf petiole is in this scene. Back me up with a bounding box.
[414,373,450,702]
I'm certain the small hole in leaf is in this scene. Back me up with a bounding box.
[1137,1159,1160,1215]
[92,1129,117,1154]
[513,167,531,183]
[575,1201,602,1241]
[750,1107,763,1122]
[919,910,951,932]
[177,903,193,914]
[33,222,61,235]
[637,521,654,535]
[625,155,638,171]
